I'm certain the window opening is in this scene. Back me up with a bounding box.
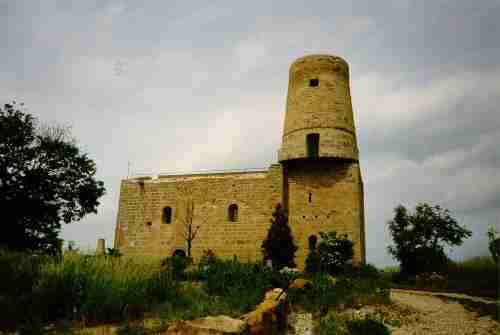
[309,78,319,87]
[163,206,172,224]
[308,192,312,203]
[228,204,238,222]
[307,133,320,158]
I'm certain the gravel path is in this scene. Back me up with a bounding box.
[390,290,499,335]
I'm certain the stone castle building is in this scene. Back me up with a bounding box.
[114,54,366,267]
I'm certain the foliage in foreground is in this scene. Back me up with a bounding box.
[305,231,354,275]
[261,203,298,270]
[289,263,390,314]
[387,203,472,276]
[0,102,106,254]
[0,251,177,330]
[385,256,499,298]
[0,249,284,332]
[320,311,391,335]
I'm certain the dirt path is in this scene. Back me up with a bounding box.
[390,289,499,335]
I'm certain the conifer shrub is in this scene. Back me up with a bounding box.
[261,203,298,270]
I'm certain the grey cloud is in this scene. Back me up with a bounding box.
[1,0,498,265]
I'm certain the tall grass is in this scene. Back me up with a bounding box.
[0,250,280,332]
[445,256,498,297]
[0,250,179,331]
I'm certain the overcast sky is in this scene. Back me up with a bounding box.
[2,0,499,266]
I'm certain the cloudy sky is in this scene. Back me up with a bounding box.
[2,0,499,266]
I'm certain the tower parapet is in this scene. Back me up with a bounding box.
[279,54,359,162]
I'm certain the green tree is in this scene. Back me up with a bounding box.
[487,225,499,264]
[261,203,297,270]
[387,203,472,276]
[0,102,105,255]
[316,231,354,275]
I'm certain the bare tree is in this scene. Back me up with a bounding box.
[181,198,201,258]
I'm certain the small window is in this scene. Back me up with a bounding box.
[308,234,318,251]
[163,206,172,224]
[306,133,320,158]
[309,78,319,87]
[228,204,238,222]
[308,192,312,203]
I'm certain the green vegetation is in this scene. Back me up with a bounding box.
[387,203,472,276]
[289,264,390,314]
[487,225,499,264]
[0,102,105,255]
[261,203,298,270]
[306,231,355,275]
[386,256,498,298]
[320,311,392,335]
[0,249,285,333]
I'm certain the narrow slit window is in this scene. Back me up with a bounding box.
[309,78,319,87]
[306,133,320,158]
[228,204,238,222]
[163,206,172,224]
[308,192,312,203]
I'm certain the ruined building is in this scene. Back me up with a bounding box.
[114,54,365,267]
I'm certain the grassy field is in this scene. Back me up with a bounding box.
[382,256,499,298]
[0,249,393,334]
[0,250,279,333]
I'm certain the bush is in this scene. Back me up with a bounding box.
[487,226,499,264]
[317,231,354,275]
[289,265,390,314]
[201,258,275,312]
[0,249,51,330]
[305,250,321,275]
[261,203,297,270]
[162,255,190,281]
[346,315,391,335]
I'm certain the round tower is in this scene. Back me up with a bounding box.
[279,54,365,266]
[279,54,359,162]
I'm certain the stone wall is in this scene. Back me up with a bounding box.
[284,160,365,264]
[115,165,282,262]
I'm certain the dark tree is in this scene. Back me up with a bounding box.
[261,203,298,270]
[387,203,472,276]
[0,102,105,254]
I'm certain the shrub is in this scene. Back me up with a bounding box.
[289,266,390,314]
[487,225,499,264]
[305,250,321,275]
[201,258,275,313]
[345,314,391,335]
[0,249,51,330]
[261,203,297,270]
[317,231,354,275]
[162,255,189,281]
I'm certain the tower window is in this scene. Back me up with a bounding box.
[309,78,319,87]
[163,206,172,224]
[228,204,238,222]
[306,133,320,158]
[308,192,312,203]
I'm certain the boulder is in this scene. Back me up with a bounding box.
[166,315,246,335]
[289,278,311,290]
[242,288,288,335]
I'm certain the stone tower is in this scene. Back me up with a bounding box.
[278,54,366,265]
